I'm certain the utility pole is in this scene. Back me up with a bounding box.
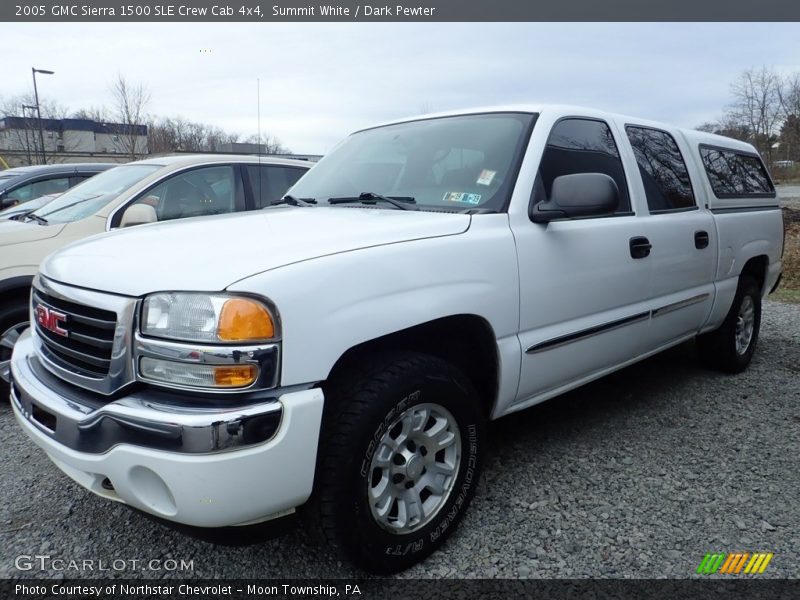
[31,67,54,164]
[22,104,38,165]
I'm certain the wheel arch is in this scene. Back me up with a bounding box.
[324,314,500,419]
[739,254,769,294]
[0,275,34,306]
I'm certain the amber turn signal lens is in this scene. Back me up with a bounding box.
[217,298,275,341]
[213,365,258,387]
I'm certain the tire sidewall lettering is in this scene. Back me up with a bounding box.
[332,358,485,570]
[360,389,419,477]
[365,401,479,555]
[428,423,478,545]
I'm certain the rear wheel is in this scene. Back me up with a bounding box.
[0,300,30,401]
[697,275,761,373]
[310,352,484,573]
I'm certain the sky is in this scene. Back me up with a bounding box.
[2,22,799,154]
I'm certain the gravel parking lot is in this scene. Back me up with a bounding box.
[1,302,797,580]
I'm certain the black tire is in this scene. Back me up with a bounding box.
[697,275,761,374]
[0,299,30,401]
[308,352,484,573]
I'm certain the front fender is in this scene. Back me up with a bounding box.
[226,215,520,388]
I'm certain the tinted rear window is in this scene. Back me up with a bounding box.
[699,146,775,198]
[626,126,695,212]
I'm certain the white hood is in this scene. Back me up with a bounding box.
[41,207,471,296]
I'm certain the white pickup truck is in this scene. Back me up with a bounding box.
[9,105,783,573]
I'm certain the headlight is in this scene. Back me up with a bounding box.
[141,293,277,343]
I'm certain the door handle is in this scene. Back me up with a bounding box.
[694,230,710,249]
[629,236,652,259]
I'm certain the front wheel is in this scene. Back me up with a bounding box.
[0,301,30,401]
[311,352,484,573]
[697,275,762,373]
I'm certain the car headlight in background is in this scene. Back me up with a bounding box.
[142,293,277,343]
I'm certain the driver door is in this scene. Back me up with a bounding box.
[512,117,652,405]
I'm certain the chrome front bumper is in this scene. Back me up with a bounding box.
[11,329,284,454]
[10,329,325,527]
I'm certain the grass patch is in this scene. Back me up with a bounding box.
[771,289,800,304]
[771,208,800,304]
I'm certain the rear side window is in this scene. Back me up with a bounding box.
[699,146,775,198]
[626,126,695,212]
[536,118,631,213]
[246,165,307,208]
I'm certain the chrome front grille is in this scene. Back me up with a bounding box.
[31,275,139,396]
[32,288,116,377]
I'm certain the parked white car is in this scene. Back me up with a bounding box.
[9,106,783,572]
[0,154,310,397]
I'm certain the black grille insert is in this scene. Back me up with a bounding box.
[32,289,117,377]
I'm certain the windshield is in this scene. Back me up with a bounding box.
[288,113,535,213]
[32,164,161,224]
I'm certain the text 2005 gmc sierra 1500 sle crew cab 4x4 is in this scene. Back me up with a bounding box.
[9,105,783,572]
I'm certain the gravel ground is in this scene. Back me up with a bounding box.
[0,301,797,579]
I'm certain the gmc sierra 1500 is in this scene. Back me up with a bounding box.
[9,105,783,572]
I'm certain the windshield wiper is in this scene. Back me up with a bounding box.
[272,195,317,207]
[25,213,48,225]
[328,192,418,211]
[37,193,103,218]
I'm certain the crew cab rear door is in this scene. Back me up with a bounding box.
[622,124,716,347]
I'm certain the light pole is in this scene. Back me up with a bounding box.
[31,67,54,164]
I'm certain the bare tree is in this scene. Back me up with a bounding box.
[694,122,720,134]
[109,73,151,160]
[0,94,73,164]
[4,77,289,163]
[244,133,289,154]
[777,73,800,162]
[694,115,752,143]
[726,67,783,160]
[0,95,37,164]
[147,116,245,154]
[72,106,110,122]
[777,73,800,119]
[205,125,239,152]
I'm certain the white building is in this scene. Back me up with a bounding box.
[0,117,148,165]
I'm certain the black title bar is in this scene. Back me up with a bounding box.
[3,0,800,22]
[4,579,800,600]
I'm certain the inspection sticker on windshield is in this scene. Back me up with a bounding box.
[476,169,496,186]
[443,192,482,205]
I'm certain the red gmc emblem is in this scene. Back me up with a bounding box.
[35,304,68,337]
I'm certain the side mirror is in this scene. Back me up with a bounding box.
[532,173,619,223]
[0,193,14,210]
[119,203,157,228]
